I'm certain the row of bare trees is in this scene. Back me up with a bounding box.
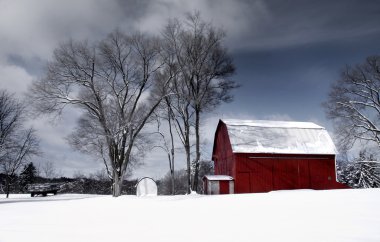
[28,12,237,197]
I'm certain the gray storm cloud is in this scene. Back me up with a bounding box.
[0,0,379,178]
[1,0,378,64]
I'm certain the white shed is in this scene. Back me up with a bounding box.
[203,175,234,195]
[136,177,158,196]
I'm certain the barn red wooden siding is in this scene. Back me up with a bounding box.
[233,153,346,193]
[219,181,230,194]
[212,120,347,193]
[212,122,235,177]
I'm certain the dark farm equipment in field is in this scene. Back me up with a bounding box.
[27,183,61,197]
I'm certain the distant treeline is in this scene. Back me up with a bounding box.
[0,160,214,196]
[0,170,205,196]
[0,173,139,195]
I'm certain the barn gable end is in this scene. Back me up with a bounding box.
[211,119,347,193]
[212,120,235,177]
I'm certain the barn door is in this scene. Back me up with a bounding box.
[273,159,311,190]
[309,159,329,189]
[298,160,310,189]
[249,158,273,193]
[237,158,273,193]
[273,159,299,190]
[219,181,230,194]
[236,172,250,193]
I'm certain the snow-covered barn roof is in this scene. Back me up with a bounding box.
[221,119,336,155]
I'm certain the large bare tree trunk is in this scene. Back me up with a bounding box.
[170,169,175,195]
[112,172,122,197]
[185,138,191,194]
[192,108,201,192]
[168,108,175,195]
[184,107,192,194]
[5,176,10,198]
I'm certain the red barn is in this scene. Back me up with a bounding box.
[212,119,346,193]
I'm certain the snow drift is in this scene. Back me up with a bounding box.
[1,189,380,242]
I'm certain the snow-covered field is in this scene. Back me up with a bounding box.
[1,189,380,242]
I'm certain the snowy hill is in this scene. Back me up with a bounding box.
[1,189,380,242]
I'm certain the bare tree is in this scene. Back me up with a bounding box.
[88,169,110,182]
[160,25,195,193]
[324,55,380,152]
[41,160,58,178]
[163,13,236,192]
[167,78,194,194]
[0,90,23,162]
[0,90,40,198]
[158,168,189,195]
[29,31,171,197]
[152,113,176,194]
[152,46,193,194]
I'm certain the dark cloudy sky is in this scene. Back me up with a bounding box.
[1,0,380,179]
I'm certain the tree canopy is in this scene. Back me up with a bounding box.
[324,55,380,152]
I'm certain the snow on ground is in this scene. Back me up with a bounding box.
[1,189,380,242]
